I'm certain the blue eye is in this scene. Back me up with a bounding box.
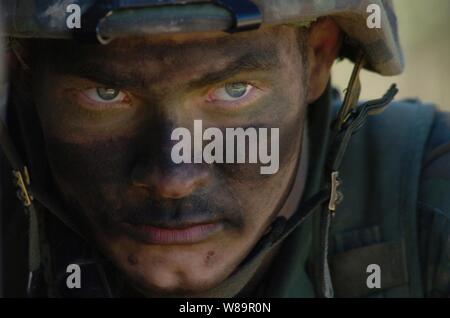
[211,82,253,101]
[96,88,120,100]
[224,83,249,98]
[83,88,127,103]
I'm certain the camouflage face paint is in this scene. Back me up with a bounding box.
[33,25,310,295]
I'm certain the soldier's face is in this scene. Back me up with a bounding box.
[32,25,331,295]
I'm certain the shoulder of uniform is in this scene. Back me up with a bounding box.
[417,109,450,297]
[420,109,450,216]
[417,195,450,297]
[422,110,450,178]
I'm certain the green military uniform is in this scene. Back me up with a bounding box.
[256,88,450,298]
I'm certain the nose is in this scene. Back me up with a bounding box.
[131,115,211,199]
[132,162,210,199]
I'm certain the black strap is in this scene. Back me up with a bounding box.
[242,190,330,264]
[329,84,399,172]
[75,0,262,43]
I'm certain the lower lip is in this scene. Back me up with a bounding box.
[121,222,223,245]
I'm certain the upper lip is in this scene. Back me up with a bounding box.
[121,217,223,230]
[119,218,224,245]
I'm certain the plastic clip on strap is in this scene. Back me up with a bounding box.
[0,118,94,296]
[325,52,367,240]
[316,53,367,298]
[214,0,262,32]
[0,119,41,296]
[317,55,399,298]
[75,0,262,44]
[0,117,90,295]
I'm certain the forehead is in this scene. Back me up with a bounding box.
[43,26,300,82]
[73,25,292,58]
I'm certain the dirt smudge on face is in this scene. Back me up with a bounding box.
[128,254,139,266]
[205,250,215,266]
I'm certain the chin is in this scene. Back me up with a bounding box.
[95,231,239,297]
[124,266,224,297]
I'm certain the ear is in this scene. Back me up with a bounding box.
[306,18,342,104]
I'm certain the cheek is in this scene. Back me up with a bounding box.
[216,92,304,188]
[220,121,303,231]
[217,89,305,234]
[44,137,137,215]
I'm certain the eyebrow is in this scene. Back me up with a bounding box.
[59,62,146,88]
[188,51,279,88]
[58,49,279,89]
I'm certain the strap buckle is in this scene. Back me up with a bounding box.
[328,171,342,214]
[12,166,33,207]
[77,0,262,44]
[215,0,262,32]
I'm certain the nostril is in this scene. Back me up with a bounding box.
[156,183,191,199]
[132,166,210,199]
[155,169,210,199]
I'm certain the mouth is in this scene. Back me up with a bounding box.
[119,221,224,245]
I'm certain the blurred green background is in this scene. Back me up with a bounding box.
[332,0,450,110]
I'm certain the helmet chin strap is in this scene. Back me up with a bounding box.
[0,50,398,298]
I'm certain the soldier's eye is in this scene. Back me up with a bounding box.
[209,82,253,102]
[83,88,128,103]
